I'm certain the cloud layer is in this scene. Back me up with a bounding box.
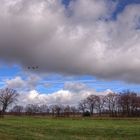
[0,0,140,83]
[5,75,40,90]
[4,76,111,106]
[18,82,110,106]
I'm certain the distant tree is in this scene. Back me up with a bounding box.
[118,90,138,117]
[86,95,99,115]
[39,105,50,114]
[95,95,106,116]
[49,105,55,116]
[70,106,78,116]
[49,105,63,117]
[78,99,87,114]
[0,88,19,115]
[25,104,40,115]
[64,105,71,117]
[104,92,118,116]
[11,105,24,115]
[53,105,63,117]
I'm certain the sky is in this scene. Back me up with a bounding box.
[0,0,140,106]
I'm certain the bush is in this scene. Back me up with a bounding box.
[82,111,91,117]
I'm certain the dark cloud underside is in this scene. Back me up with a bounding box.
[0,0,140,83]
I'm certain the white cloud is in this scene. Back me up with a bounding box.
[3,76,113,106]
[6,76,25,89]
[69,0,115,22]
[5,75,41,90]
[63,82,90,92]
[17,82,111,106]
[26,74,41,89]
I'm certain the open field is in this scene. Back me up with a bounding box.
[0,116,140,140]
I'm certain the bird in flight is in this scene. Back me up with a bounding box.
[28,66,39,70]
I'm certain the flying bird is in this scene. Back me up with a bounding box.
[28,66,39,70]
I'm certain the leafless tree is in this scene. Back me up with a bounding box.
[63,105,71,117]
[25,104,40,115]
[118,90,139,117]
[54,105,63,116]
[70,106,78,116]
[95,95,106,116]
[104,92,118,116]
[0,88,19,115]
[49,105,63,117]
[11,105,24,115]
[49,105,55,116]
[78,99,87,114]
[39,104,50,114]
[86,95,99,115]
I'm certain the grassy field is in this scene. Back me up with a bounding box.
[0,116,140,140]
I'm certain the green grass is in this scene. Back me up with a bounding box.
[0,116,140,140]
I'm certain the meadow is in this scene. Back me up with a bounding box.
[0,116,140,140]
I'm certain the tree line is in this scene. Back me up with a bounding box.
[0,88,140,117]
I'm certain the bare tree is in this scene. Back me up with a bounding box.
[25,104,40,115]
[118,90,138,117]
[70,106,78,116]
[49,105,63,117]
[95,95,106,116]
[0,88,19,115]
[49,105,55,116]
[54,105,63,117]
[104,92,118,116]
[86,95,99,115]
[11,105,24,115]
[78,99,87,114]
[64,105,71,117]
[39,104,50,114]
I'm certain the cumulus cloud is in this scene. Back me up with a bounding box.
[3,76,112,106]
[5,75,41,90]
[69,0,116,21]
[6,76,25,89]
[18,82,111,106]
[64,82,90,92]
[0,0,140,83]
